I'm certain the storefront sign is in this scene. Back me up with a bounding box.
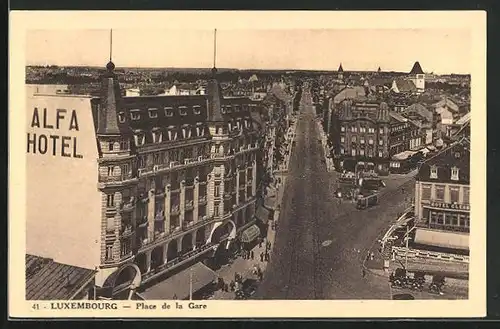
[430,201,470,211]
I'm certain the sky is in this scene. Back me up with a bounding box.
[26,29,471,74]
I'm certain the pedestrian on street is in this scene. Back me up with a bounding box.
[362,268,366,278]
[229,280,235,292]
[260,252,264,262]
[259,239,263,248]
[251,250,255,260]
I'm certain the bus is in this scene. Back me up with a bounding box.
[356,193,379,209]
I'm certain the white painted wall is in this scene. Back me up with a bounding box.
[26,94,102,270]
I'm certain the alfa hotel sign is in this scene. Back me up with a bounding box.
[27,107,83,159]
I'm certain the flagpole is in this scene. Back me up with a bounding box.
[213,29,217,68]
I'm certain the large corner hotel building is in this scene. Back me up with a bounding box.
[26,62,267,299]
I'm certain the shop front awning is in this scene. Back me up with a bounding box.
[414,228,469,251]
[137,262,216,300]
[240,224,261,243]
[255,206,271,223]
[392,150,417,161]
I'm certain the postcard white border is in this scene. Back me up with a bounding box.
[9,10,487,318]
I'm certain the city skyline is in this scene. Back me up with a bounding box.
[26,29,471,75]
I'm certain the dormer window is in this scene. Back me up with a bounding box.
[193,106,201,115]
[451,167,459,181]
[179,106,188,116]
[430,165,438,179]
[130,110,141,120]
[148,108,158,118]
[134,133,145,146]
[164,107,174,117]
[152,129,162,143]
[118,112,126,123]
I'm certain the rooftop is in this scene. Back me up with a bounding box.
[409,61,424,75]
[26,254,97,300]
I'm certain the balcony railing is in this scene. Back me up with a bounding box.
[137,216,148,228]
[121,225,133,238]
[98,174,136,184]
[121,197,136,212]
[155,211,165,221]
[142,242,215,282]
[170,205,180,215]
[185,200,194,210]
[154,190,166,198]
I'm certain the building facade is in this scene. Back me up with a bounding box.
[329,99,391,173]
[413,138,470,252]
[388,112,425,156]
[26,61,268,300]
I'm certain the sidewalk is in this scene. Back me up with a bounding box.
[210,121,295,300]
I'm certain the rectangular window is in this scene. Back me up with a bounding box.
[214,203,220,216]
[351,149,356,156]
[120,241,130,257]
[379,128,384,135]
[450,187,460,203]
[451,213,459,226]
[105,244,113,261]
[118,112,126,123]
[340,148,344,154]
[360,127,366,133]
[422,184,432,200]
[120,140,128,150]
[451,167,460,181]
[106,216,114,233]
[106,194,114,207]
[352,136,357,143]
[379,139,383,146]
[463,187,470,204]
[215,183,221,197]
[179,107,188,116]
[360,139,365,144]
[360,149,365,156]
[341,126,345,132]
[378,151,383,158]
[368,128,375,134]
[369,139,374,145]
[153,153,160,165]
[340,137,345,143]
[122,163,130,176]
[435,185,445,201]
[107,166,114,176]
[109,142,114,151]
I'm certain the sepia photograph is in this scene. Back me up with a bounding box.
[9,11,486,318]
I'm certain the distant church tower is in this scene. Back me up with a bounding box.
[409,61,425,93]
[337,63,344,81]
